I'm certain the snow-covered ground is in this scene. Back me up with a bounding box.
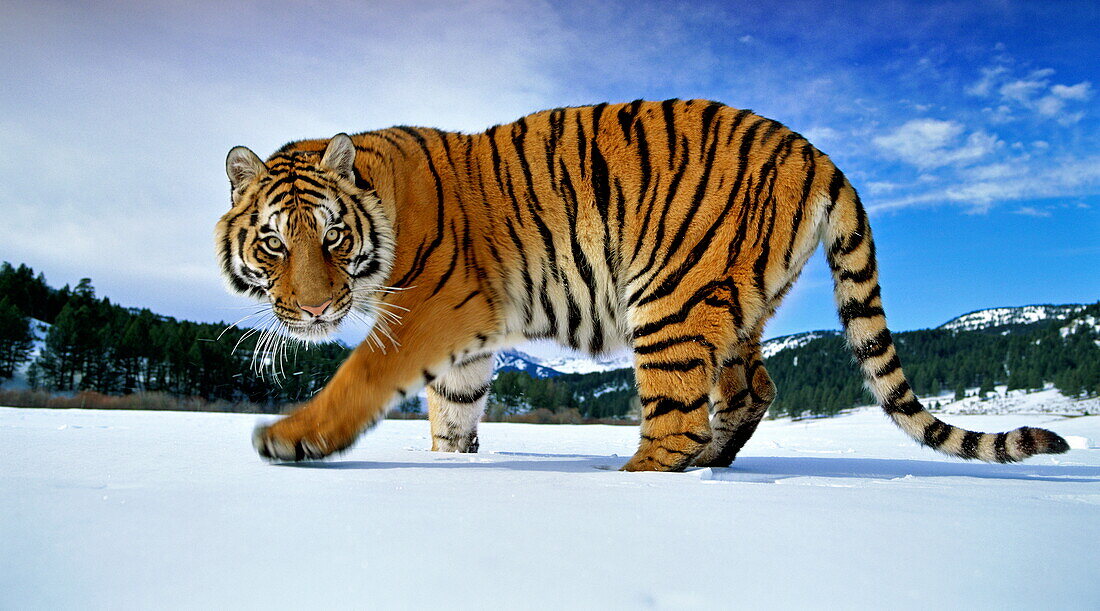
[3,406,1098,609]
[929,385,1100,416]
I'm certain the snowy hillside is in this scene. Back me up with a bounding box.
[761,330,840,358]
[928,385,1100,416]
[496,350,563,378]
[2,406,1097,608]
[536,350,634,375]
[938,304,1085,332]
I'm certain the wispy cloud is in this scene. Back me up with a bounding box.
[1013,206,1052,218]
[872,119,1000,169]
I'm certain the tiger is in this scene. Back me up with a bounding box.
[216,99,1069,471]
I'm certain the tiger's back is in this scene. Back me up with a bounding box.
[221,99,1068,470]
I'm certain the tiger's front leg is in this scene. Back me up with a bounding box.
[252,291,498,462]
[427,352,495,453]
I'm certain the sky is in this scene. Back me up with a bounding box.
[1,0,1097,353]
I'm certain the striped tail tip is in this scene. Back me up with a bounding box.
[1017,426,1070,457]
[915,417,1071,463]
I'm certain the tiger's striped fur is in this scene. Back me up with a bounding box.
[217,99,1069,471]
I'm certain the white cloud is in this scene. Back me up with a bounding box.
[969,61,1091,123]
[867,154,1100,214]
[966,65,1007,97]
[999,78,1047,104]
[801,126,840,144]
[872,119,999,169]
[1051,82,1093,100]
[1013,206,1051,218]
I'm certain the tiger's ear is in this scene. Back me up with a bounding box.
[320,133,357,183]
[226,146,267,200]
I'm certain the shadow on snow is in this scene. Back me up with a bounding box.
[275,452,1100,483]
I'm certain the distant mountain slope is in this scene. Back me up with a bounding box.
[496,350,563,378]
[493,301,1099,420]
[938,304,1086,333]
[761,330,840,358]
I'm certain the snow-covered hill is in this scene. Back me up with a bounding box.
[761,330,840,358]
[938,304,1086,332]
[1,406,1097,608]
[495,350,563,378]
[508,329,844,374]
[535,350,633,375]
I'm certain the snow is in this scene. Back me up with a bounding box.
[938,304,1085,332]
[1060,314,1100,340]
[928,385,1100,416]
[3,406,1098,608]
[761,330,838,358]
[537,350,634,375]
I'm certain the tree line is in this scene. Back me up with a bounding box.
[1,261,1096,419]
[0,262,349,408]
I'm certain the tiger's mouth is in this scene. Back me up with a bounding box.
[271,293,353,341]
[284,319,342,341]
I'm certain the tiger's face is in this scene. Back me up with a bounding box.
[215,134,396,341]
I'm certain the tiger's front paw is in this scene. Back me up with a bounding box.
[252,419,335,462]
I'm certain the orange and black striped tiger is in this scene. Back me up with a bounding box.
[216,99,1068,471]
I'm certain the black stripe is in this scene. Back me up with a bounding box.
[883,380,912,407]
[618,99,642,143]
[504,217,534,324]
[1016,428,1036,455]
[994,432,1011,463]
[715,389,751,414]
[661,99,678,170]
[428,222,461,298]
[641,395,708,419]
[873,354,901,378]
[433,383,491,404]
[539,277,559,336]
[455,352,493,368]
[633,116,652,214]
[634,334,715,355]
[826,168,846,215]
[887,397,922,416]
[852,329,893,361]
[959,431,983,459]
[837,285,883,325]
[392,127,446,287]
[923,420,952,447]
[454,290,480,310]
[632,280,734,340]
[641,430,712,445]
[837,243,878,284]
[829,192,869,258]
[639,359,706,372]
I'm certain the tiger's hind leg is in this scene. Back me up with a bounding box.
[426,352,495,453]
[693,341,776,467]
[621,284,740,472]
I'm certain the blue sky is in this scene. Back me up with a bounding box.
[0,0,1097,348]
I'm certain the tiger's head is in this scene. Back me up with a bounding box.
[215,134,397,342]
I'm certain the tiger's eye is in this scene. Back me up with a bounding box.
[325,228,341,243]
[265,236,282,251]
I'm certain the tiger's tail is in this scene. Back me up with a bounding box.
[820,171,1069,462]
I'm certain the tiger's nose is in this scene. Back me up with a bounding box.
[299,299,332,317]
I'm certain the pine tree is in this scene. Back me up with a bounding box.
[0,298,35,380]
